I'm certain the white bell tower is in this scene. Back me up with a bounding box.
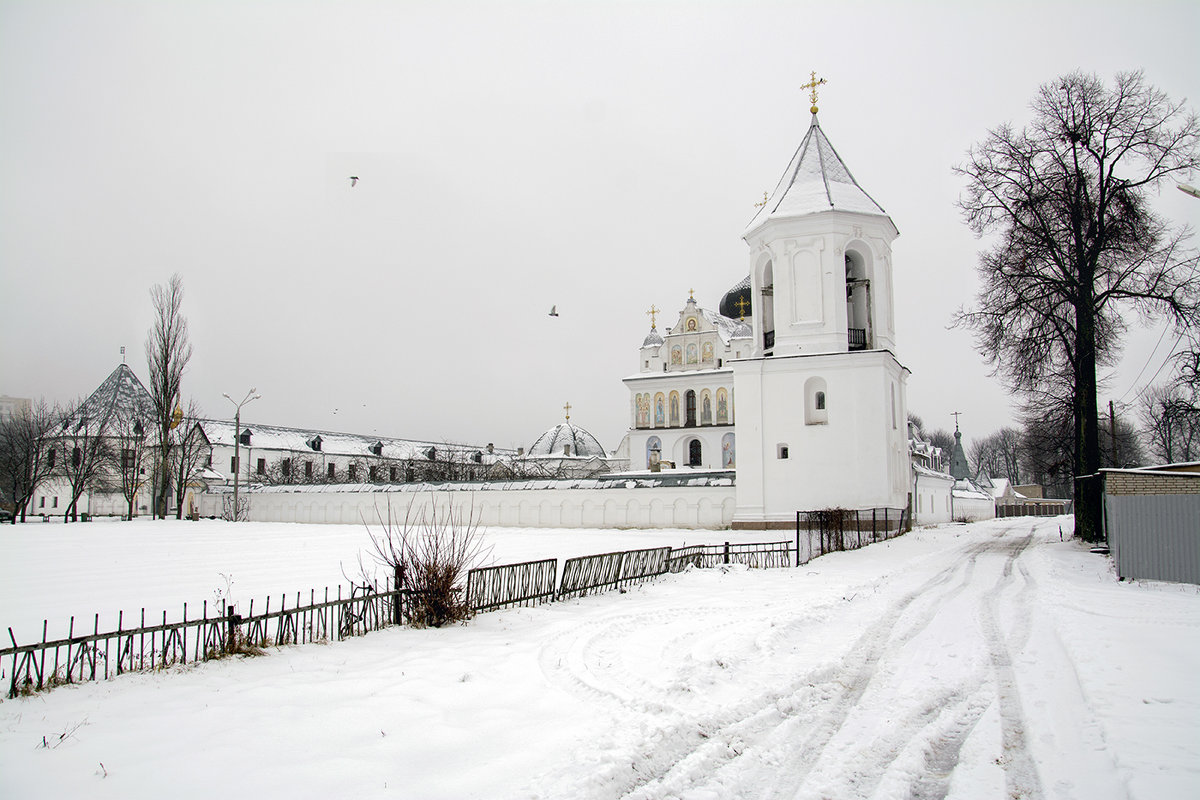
[731,75,911,528]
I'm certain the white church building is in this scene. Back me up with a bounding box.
[625,95,911,528]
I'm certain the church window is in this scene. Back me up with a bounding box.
[644,360,649,369]
[48,448,56,469]
[777,444,789,459]
[71,447,81,468]
[52,496,58,508]
[371,442,384,456]
[687,344,698,364]
[716,389,729,424]
[390,466,398,481]
[670,392,681,427]
[702,342,714,363]
[701,390,712,425]
[348,464,357,480]
[282,458,291,477]
[328,463,336,480]
[308,436,322,452]
[239,429,252,446]
[671,346,682,366]
[39,496,45,508]
[257,458,266,475]
[685,390,697,427]
[231,456,238,474]
[369,466,378,482]
[805,378,829,425]
[688,439,702,467]
[305,461,313,479]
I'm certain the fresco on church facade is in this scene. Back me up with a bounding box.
[669,392,680,427]
[671,347,682,365]
[686,317,697,331]
[701,391,712,425]
[702,342,714,363]
[654,393,665,426]
[722,432,736,467]
[716,388,729,424]
[636,394,650,427]
[646,436,661,468]
[687,344,698,364]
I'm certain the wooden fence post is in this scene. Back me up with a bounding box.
[723,541,730,564]
[392,565,404,625]
[226,607,241,653]
[795,512,801,567]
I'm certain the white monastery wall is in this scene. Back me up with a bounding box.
[198,482,738,530]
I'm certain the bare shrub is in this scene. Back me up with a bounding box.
[366,496,490,628]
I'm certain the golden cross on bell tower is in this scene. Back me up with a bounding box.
[688,288,696,302]
[646,304,660,329]
[801,70,827,115]
[563,402,572,421]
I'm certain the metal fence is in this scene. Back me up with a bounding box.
[5,514,907,699]
[3,580,409,699]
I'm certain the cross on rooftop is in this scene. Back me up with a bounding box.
[688,288,695,302]
[734,295,750,318]
[951,411,963,431]
[801,70,827,115]
[563,402,571,421]
[646,304,660,329]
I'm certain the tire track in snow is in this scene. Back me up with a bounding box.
[979,530,1044,800]
[620,528,1022,800]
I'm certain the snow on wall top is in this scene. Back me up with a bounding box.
[199,419,510,464]
[743,115,890,237]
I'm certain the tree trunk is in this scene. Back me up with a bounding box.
[1073,289,1103,542]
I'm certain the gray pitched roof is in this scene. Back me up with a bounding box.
[744,115,891,236]
[69,364,156,430]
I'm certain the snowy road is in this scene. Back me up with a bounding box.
[1,517,1196,799]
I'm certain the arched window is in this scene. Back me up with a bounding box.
[688,439,702,467]
[845,248,872,350]
[685,390,697,427]
[760,258,775,351]
[805,377,828,425]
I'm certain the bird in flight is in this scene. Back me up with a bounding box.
[549,305,559,317]
[349,176,360,187]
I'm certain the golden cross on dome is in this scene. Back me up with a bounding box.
[688,288,696,302]
[801,70,827,115]
[951,410,962,430]
[646,304,660,329]
[734,295,750,318]
[563,402,572,421]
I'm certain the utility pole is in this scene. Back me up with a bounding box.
[222,389,260,521]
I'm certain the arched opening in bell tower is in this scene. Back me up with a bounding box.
[759,259,775,352]
[845,249,872,350]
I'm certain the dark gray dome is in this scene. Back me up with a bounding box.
[528,423,605,457]
[719,275,752,319]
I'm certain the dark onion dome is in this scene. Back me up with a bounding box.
[719,275,752,319]
[527,423,606,457]
[642,327,664,347]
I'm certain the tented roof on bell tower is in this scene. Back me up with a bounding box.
[743,110,894,239]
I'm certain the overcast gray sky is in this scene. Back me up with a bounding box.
[2,0,1198,453]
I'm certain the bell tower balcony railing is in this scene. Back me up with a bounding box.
[848,328,868,351]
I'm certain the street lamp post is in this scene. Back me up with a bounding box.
[222,389,260,521]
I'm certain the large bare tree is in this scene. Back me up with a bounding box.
[956,71,1200,541]
[54,400,115,522]
[145,274,193,519]
[0,400,58,522]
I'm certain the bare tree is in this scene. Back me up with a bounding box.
[110,406,151,519]
[969,427,1024,484]
[146,273,193,519]
[54,400,115,522]
[0,400,58,522]
[171,402,210,518]
[1141,383,1200,463]
[956,71,1200,541]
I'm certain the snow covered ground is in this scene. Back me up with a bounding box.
[1,516,1197,799]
